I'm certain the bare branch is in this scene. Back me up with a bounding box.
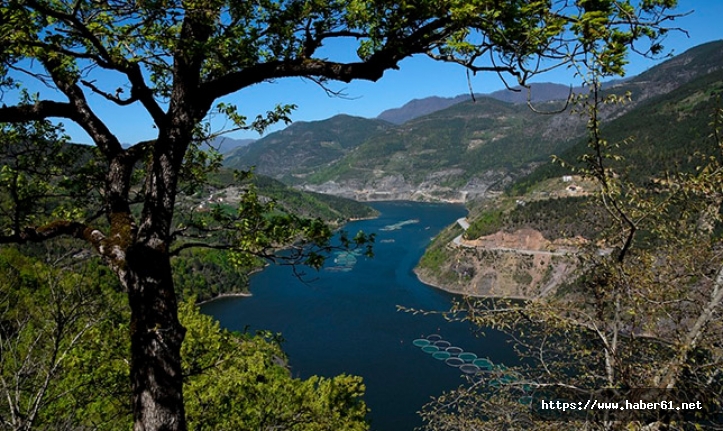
[81,80,138,106]
[40,57,124,156]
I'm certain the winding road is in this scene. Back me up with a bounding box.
[451,217,570,256]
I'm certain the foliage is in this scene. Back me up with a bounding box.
[463,210,504,240]
[172,248,259,302]
[0,121,102,235]
[181,300,368,431]
[0,247,128,431]
[0,0,684,429]
[420,60,723,430]
[0,247,369,430]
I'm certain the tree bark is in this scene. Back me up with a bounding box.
[125,242,187,431]
[117,130,192,430]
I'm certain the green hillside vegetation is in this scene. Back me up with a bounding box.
[245,174,379,222]
[201,170,377,221]
[417,223,464,283]
[512,69,723,195]
[625,40,723,91]
[224,115,392,182]
[453,193,606,244]
[0,247,368,430]
[419,60,723,288]
[308,97,578,186]
[172,171,377,301]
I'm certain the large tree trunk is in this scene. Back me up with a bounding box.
[125,242,186,431]
[121,132,191,431]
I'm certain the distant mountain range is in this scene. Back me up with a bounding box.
[206,136,255,154]
[417,40,723,298]
[375,83,575,124]
[224,40,723,202]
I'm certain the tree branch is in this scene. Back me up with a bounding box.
[0,220,100,246]
[41,57,124,157]
[20,1,167,130]
[201,17,453,102]
[0,101,79,123]
[81,80,139,106]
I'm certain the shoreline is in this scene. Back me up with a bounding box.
[413,267,531,301]
[198,213,379,307]
[197,291,253,305]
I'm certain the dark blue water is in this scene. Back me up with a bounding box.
[202,201,517,430]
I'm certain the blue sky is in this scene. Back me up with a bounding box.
[13,0,723,144]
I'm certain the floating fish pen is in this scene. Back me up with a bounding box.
[412,334,520,383]
[446,346,463,356]
[473,358,494,370]
[412,339,431,347]
[458,352,478,362]
[334,252,358,266]
[445,357,465,367]
[422,345,440,354]
[432,351,451,360]
[434,340,451,349]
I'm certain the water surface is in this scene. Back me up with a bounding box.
[202,201,516,430]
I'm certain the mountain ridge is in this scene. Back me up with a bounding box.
[224,40,723,203]
[375,83,575,124]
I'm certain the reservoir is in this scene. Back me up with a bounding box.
[202,201,517,430]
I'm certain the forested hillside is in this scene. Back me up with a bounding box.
[512,63,723,194]
[224,41,723,203]
[0,247,368,429]
[224,115,393,183]
[418,42,723,297]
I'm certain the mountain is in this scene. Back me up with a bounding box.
[375,83,574,125]
[206,136,255,154]
[376,95,472,124]
[512,60,723,194]
[486,83,574,104]
[223,114,392,182]
[416,46,723,298]
[304,96,579,201]
[223,40,723,203]
[302,41,723,201]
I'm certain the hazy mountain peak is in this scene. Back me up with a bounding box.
[376,83,575,124]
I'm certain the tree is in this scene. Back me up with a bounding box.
[180,300,368,431]
[0,247,128,431]
[0,247,369,430]
[0,1,680,429]
[419,50,723,430]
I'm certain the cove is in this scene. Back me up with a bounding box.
[201,201,518,430]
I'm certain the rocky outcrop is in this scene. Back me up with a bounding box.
[416,228,580,298]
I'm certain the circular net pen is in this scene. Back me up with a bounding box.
[422,345,440,354]
[412,339,431,347]
[432,351,451,360]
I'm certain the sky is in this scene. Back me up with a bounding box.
[9,0,723,145]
